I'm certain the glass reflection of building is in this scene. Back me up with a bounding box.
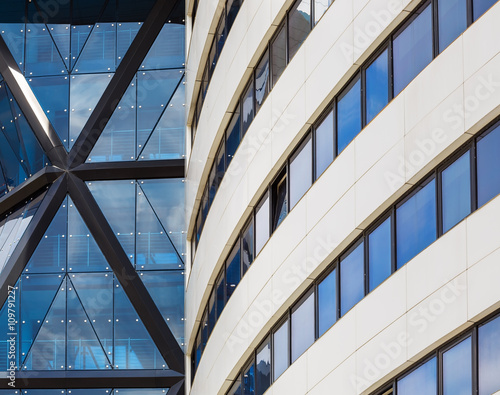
[0,0,186,393]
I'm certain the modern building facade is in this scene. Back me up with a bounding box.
[0,0,187,393]
[185,0,500,394]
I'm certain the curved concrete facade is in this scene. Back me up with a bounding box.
[185,0,500,392]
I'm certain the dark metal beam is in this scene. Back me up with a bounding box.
[68,0,180,168]
[168,378,185,395]
[0,369,184,388]
[67,173,185,373]
[72,159,185,181]
[0,175,67,307]
[0,166,63,217]
[0,36,67,168]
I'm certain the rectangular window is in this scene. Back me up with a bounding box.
[368,217,392,291]
[291,290,315,362]
[215,270,225,319]
[314,109,335,178]
[215,140,225,188]
[272,169,288,230]
[397,357,437,395]
[242,78,255,135]
[288,0,312,61]
[208,289,215,337]
[226,110,241,167]
[255,194,270,254]
[216,13,226,56]
[318,268,336,337]
[208,38,217,78]
[201,186,209,226]
[241,219,254,274]
[438,0,467,52]
[314,0,333,24]
[365,48,389,124]
[289,134,312,208]
[201,67,208,99]
[477,125,500,207]
[208,164,217,206]
[195,329,202,368]
[255,337,271,395]
[195,210,202,245]
[226,243,241,300]
[337,76,361,154]
[473,0,496,20]
[340,242,365,316]
[255,50,270,113]
[243,360,255,394]
[227,0,241,32]
[396,179,437,268]
[272,319,289,381]
[201,309,208,353]
[443,337,472,395]
[271,24,287,86]
[393,5,433,95]
[441,151,471,233]
[479,315,500,395]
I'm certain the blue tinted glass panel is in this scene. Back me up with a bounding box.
[477,126,500,207]
[216,272,225,319]
[26,24,68,77]
[291,291,315,362]
[443,337,472,395]
[226,111,241,167]
[74,23,116,74]
[396,180,436,268]
[473,0,497,20]
[139,77,185,160]
[140,271,184,348]
[216,15,225,55]
[242,79,254,135]
[438,0,467,52]
[141,24,185,70]
[442,151,471,233]
[207,291,215,337]
[290,136,312,208]
[340,242,364,316]
[28,76,70,148]
[479,315,500,395]
[48,24,70,70]
[242,219,254,274]
[337,77,361,153]
[70,25,92,70]
[255,195,269,254]
[273,319,289,380]
[366,49,389,124]
[226,245,241,299]
[0,25,25,71]
[288,0,311,60]
[255,338,271,395]
[397,357,437,395]
[243,362,255,395]
[255,51,269,112]
[368,217,392,291]
[315,110,334,178]
[318,269,336,337]
[114,283,167,369]
[393,5,432,95]
[117,22,142,66]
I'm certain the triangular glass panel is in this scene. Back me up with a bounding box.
[0,24,25,72]
[24,197,67,274]
[136,69,183,152]
[136,186,183,270]
[47,24,71,70]
[139,271,184,348]
[70,24,93,70]
[23,277,66,370]
[27,75,70,149]
[25,19,68,77]
[87,180,135,263]
[87,78,136,163]
[139,77,185,160]
[0,279,20,372]
[67,277,112,369]
[20,273,64,364]
[73,22,116,74]
[0,193,45,272]
[140,179,185,260]
[114,282,167,369]
[141,24,185,70]
[70,273,113,362]
[67,197,111,272]
[117,22,142,67]
[69,72,113,147]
